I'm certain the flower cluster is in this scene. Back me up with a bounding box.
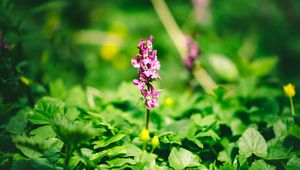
[131,35,161,110]
[183,35,200,70]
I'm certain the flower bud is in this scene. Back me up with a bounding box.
[140,128,150,141]
[151,136,159,148]
[283,83,295,98]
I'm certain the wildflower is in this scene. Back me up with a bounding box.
[283,83,295,98]
[100,43,118,61]
[151,136,159,148]
[164,97,174,106]
[140,128,150,141]
[183,35,200,70]
[283,83,296,116]
[131,35,161,110]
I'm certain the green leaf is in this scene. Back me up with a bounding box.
[107,158,135,167]
[65,107,80,121]
[288,124,300,139]
[6,108,30,134]
[65,85,88,109]
[249,160,275,170]
[266,137,291,160]
[49,79,66,100]
[134,151,157,170]
[30,125,56,140]
[187,137,204,148]
[237,128,268,158]
[29,97,65,124]
[273,120,288,137]
[162,120,196,140]
[51,115,100,145]
[93,134,126,149]
[191,114,217,127]
[13,136,63,159]
[195,129,220,141]
[249,57,278,77]
[286,156,300,170]
[168,147,201,170]
[220,162,235,170]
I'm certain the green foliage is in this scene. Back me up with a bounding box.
[1,0,300,169]
[249,160,275,170]
[168,147,201,170]
[237,128,268,158]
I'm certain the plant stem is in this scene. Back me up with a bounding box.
[151,0,217,92]
[146,109,150,130]
[151,0,187,58]
[143,141,148,151]
[150,146,156,153]
[64,144,72,170]
[290,97,295,116]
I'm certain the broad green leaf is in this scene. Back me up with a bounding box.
[218,143,235,162]
[195,129,220,141]
[286,156,300,170]
[192,114,217,128]
[93,134,126,149]
[51,115,100,145]
[232,155,248,170]
[288,124,300,139]
[13,136,63,159]
[230,118,247,136]
[162,120,196,141]
[249,57,278,77]
[266,137,291,160]
[168,147,201,170]
[65,107,80,121]
[34,97,65,118]
[29,97,65,124]
[30,125,56,140]
[107,158,135,167]
[220,162,235,170]
[237,128,268,158]
[6,108,30,134]
[273,120,288,137]
[249,160,275,170]
[134,151,157,170]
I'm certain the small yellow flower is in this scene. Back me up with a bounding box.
[140,128,150,141]
[99,43,118,61]
[283,83,295,98]
[151,136,159,148]
[164,97,174,106]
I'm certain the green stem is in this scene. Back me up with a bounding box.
[142,140,148,151]
[146,109,150,130]
[290,97,295,116]
[151,0,217,93]
[64,144,72,170]
[150,146,156,153]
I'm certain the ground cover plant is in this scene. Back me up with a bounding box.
[1,0,300,169]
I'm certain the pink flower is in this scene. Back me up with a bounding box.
[183,35,200,70]
[131,35,161,110]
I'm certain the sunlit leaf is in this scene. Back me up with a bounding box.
[249,160,275,170]
[168,147,201,170]
[237,128,267,158]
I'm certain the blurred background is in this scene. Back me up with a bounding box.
[1,0,300,105]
